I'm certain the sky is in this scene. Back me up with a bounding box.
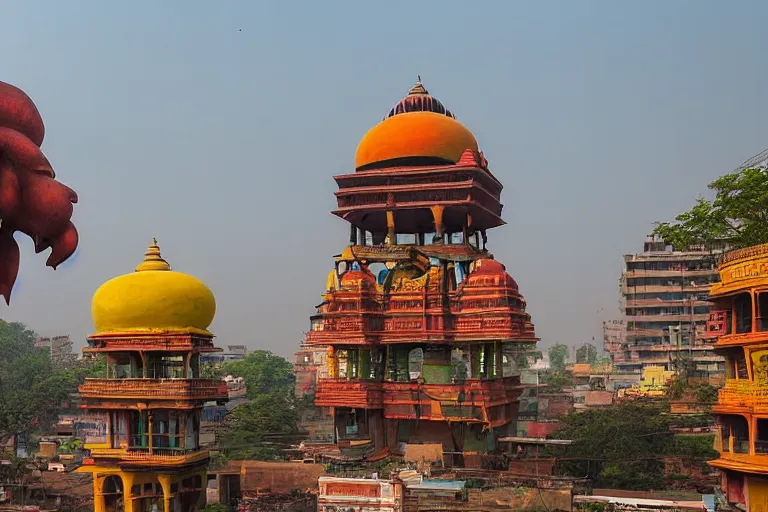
[2,1,768,358]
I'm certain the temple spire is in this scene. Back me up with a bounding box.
[409,75,428,95]
[135,238,171,272]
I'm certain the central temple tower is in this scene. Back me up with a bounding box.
[305,80,538,464]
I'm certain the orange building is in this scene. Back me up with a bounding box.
[78,240,228,512]
[708,243,768,510]
[305,79,538,464]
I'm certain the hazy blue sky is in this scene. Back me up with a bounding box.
[3,1,768,358]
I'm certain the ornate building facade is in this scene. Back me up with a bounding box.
[708,243,768,510]
[305,80,538,464]
[78,240,228,512]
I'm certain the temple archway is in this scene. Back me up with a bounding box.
[178,475,204,510]
[102,475,124,512]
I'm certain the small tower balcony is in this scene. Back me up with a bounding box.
[79,378,228,403]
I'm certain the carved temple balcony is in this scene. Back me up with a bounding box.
[314,378,384,408]
[79,378,229,403]
[305,313,536,346]
[315,377,521,427]
[84,446,210,468]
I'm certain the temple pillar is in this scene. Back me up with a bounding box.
[494,342,502,378]
[350,224,358,245]
[140,351,147,378]
[386,211,396,245]
[328,347,338,378]
[481,230,488,250]
[417,232,425,245]
[148,412,154,453]
[470,345,481,379]
[360,349,371,380]
[430,206,445,243]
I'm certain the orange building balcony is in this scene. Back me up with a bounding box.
[84,446,210,468]
[714,380,768,414]
[710,426,768,474]
[79,378,228,403]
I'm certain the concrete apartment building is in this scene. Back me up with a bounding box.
[605,235,725,385]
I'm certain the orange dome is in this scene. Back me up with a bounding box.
[355,111,478,171]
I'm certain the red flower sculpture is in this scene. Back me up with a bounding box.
[0,81,78,304]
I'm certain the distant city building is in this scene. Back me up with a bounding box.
[604,235,725,385]
[200,344,248,365]
[294,339,334,442]
[36,335,78,370]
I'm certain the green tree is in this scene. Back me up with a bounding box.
[0,321,78,445]
[217,393,301,461]
[221,350,295,401]
[653,167,768,249]
[576,343,598,365]
[215,351,302,461]
[553,403,674,490]
[542,371,571,393]
[201,361,223,379]
[548,344,570,373]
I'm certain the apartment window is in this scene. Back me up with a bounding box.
[757,419,768,454]
[725,349,748,380]
[735,293,753,334]
[758,292,768,332]
[721,415,749,454]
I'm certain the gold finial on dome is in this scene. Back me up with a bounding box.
[135,238,171,272]
[409,75,428,95]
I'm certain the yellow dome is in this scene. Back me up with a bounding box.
[355,111,478,171]
[91,239,216,335]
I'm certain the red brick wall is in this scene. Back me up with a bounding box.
[526,421,560,438]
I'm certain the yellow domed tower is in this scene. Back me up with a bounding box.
[78,239,227,512]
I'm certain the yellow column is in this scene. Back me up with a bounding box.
[93,475,105,512]
[121,472,136,512]
[158,473,172,512]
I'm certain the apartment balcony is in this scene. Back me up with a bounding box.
[79,378,228,403]
[623,285,711,295]
[624,299,712,308]
[624,314,710,324]
[84,446,210,468]
[624,269,716,279]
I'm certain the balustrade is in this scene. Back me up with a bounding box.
[80,378,228,401]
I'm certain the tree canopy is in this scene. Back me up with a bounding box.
[548,344,570,373]
[575,343,598,365]
[554,403,674,490]
[653,167,768,250]
[0,321,82,445]
[553,402,717,490]
[214,350,302,461]
[221,350,295,401]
